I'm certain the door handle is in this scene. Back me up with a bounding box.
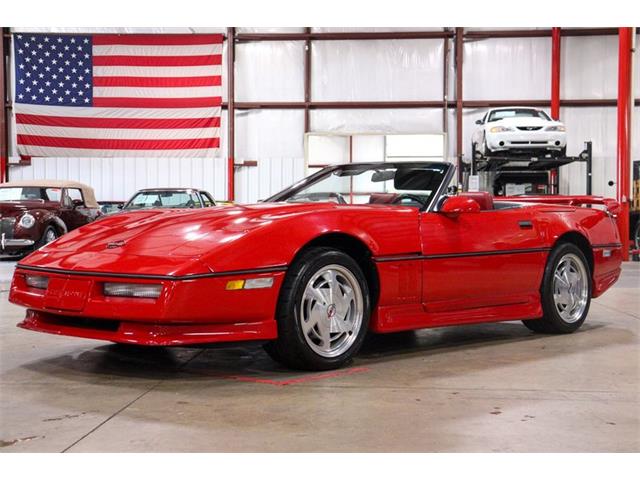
[518,220,533,229]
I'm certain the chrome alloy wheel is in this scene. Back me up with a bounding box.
[552,253,589,323]
[44,228,57,244]
[299,264,364,358]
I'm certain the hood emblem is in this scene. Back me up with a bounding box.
[106,240,126,249]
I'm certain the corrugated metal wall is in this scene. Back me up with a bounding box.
[5,28,639,203]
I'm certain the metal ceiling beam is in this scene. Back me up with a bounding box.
[235,30,454,42]
[464,28,621,39]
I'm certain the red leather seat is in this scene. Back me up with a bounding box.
[459,191,494,210]
[369,193,398,204]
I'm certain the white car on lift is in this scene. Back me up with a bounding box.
[472,107,567,158]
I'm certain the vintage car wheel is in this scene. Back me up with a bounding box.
[265,247,370,371]
[523,243,591,334]
[36,226,58,249]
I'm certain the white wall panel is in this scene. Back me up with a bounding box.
[561,35,618,99]
[235,41,304,101]
[235,109,305,159]
[463,37,551,100]
[312,40,444,101]
[236,28,305,33]
[312,28,445,33]
[558,107,617,197]
[235,157,305,204]
[311,108,445,134]
[9,157,228,202]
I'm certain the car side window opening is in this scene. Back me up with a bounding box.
[44,188,62,202]
[66,188,85,207]
[277,164,448,209]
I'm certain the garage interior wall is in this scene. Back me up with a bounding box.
[4,27,639,204]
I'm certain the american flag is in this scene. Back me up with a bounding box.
[13,33,222,157]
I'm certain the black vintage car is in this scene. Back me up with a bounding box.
[0,180,101,258]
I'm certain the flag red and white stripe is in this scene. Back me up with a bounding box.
[14,33,222,158]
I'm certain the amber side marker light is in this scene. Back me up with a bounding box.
[226,278,274,290]
[25,275,49,289]
[103,283,163,299]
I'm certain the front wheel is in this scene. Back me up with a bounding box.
[36,226,58,249]
[523,243,591,334]
[264,247,370,371]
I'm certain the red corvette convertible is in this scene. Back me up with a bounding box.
[10,162,623,370]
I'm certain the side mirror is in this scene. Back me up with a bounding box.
[440,196,481,217]
[117,204,123,210]
[475,119,483,125]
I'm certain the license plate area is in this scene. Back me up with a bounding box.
[44,277,92,312]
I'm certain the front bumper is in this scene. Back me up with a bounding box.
[0,238,35,257]
[10,267,284,345]
[486,130,566,152]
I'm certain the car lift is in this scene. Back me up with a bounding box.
[468,141,593,196]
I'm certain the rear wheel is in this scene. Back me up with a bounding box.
[264,247,370,371]
[523,243,591,334]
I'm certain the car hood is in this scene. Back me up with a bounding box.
[0,201,49,217]
[489,117,563,128]
[35,203,335,257]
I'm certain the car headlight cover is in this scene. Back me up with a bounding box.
[103,282,163,299]
[19,213,36,229]
[546,125,566,132]
[489,126,513,133]
[25,275,49,289]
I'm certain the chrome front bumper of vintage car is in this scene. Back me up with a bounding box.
[1,232,35,256]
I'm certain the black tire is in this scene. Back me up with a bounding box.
[523,243,592,334]
[264,247,371,371]
[35,225,58,249]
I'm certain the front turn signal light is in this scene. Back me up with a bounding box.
[225,280,245,290]
[226,277,274,290]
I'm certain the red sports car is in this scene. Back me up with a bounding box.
[9,162,623,370]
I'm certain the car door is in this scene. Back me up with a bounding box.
[58,188,90,230]
[419,204,547,313]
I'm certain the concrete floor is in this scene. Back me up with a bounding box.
[0,260,638,452]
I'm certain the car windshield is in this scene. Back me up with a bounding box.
[124,191,201,210]
[0,187,62,202]
[268,162,450,209]
[488,109,551,122]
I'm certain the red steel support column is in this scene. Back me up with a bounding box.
[551,27,561,120]
[454,27,463,184]
[0,28,9,183]
[616,27,633,261]
[227,27,236,202]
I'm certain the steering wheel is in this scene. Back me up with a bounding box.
[391,194,426,207]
